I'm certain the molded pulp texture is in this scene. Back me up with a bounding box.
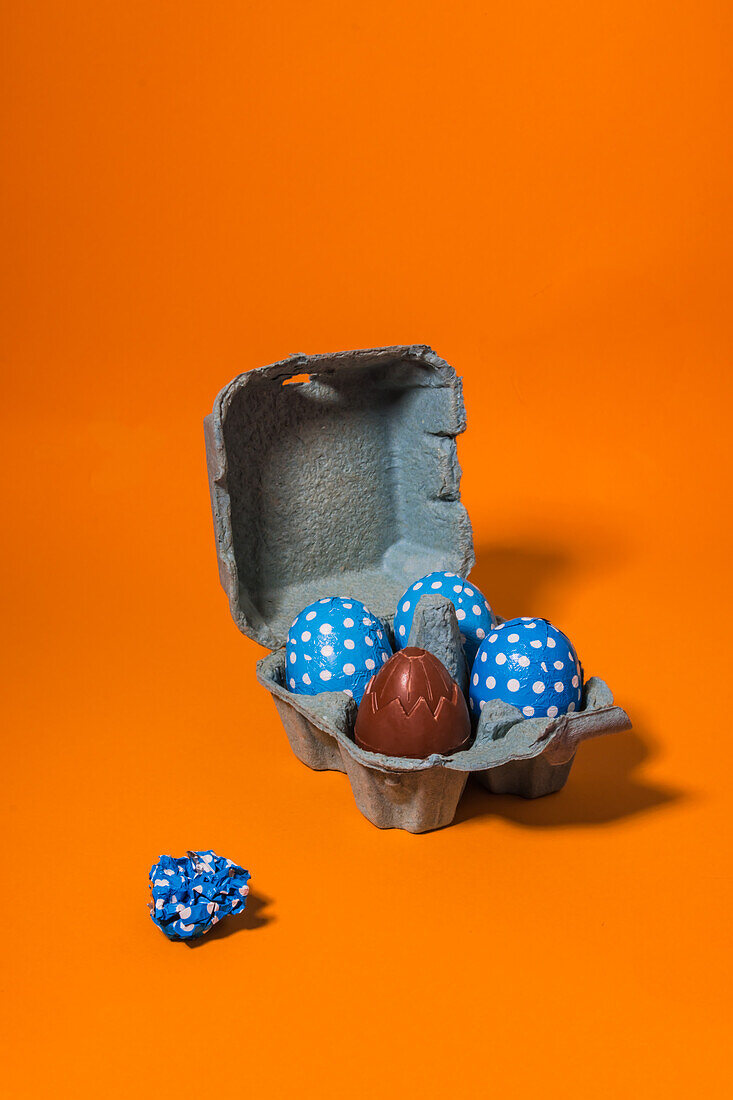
[206,346,631,831]
[205,345,474,651]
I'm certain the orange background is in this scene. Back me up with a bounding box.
[2,3,732,1097]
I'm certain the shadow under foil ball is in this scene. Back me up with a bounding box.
[355,647,472,759]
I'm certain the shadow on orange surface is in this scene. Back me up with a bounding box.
[454,726,683,830]
[469,537,628,621]
[469,542,576,620]
[185,891,275,948]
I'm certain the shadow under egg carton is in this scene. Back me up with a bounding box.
[206,345,632,833]
[256,594,631,832]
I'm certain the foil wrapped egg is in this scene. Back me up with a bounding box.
[393,572,496,665]
[355,647,472,758]
[286,597,392,704]
[469,617,583,720]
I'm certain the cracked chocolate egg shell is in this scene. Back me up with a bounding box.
[354,647,472,759]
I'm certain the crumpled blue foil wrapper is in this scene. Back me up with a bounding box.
[149,850,251,941]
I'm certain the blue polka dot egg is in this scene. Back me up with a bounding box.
[286,597,392,704]
[393,572,495,665]
[469,617,583,720]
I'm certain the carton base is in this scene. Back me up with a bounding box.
[475,754,575,798]
[272,696,345,773]
[338,750,469,832]
[260,649,631,832]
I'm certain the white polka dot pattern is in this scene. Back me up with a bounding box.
[392,571,495,665]
[468,617,583,719]
[286,597,392,704]
[148,850,250,942]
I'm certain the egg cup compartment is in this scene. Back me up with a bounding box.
[256,648,629,830]
[469,677,631,798]
[256,649,469,831]
[207,345,632,832]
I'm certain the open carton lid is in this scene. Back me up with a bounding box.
[204,345,475,650]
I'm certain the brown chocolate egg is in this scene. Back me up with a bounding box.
[354,647,472,759]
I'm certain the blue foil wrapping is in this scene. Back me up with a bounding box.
[149,850,251,941]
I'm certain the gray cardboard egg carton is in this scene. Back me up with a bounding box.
[205,345,631,832]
